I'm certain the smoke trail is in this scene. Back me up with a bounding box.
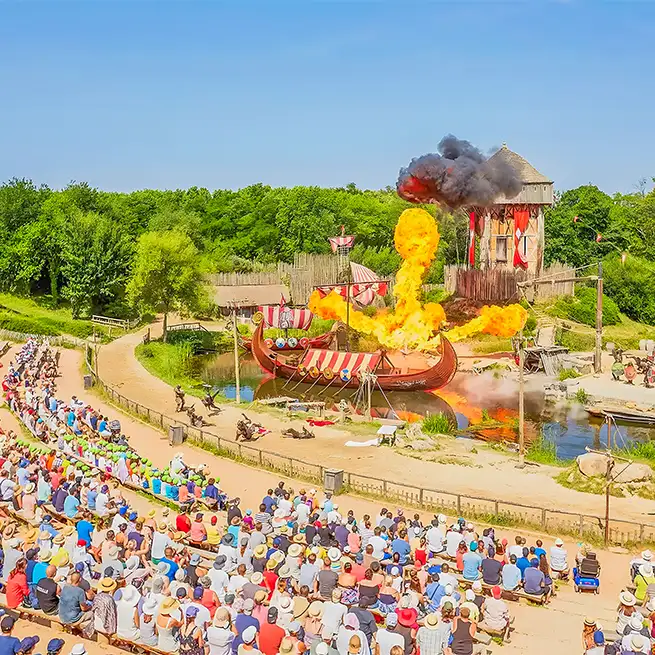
[397,135,522,208]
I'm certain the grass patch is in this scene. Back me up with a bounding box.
[616,441,655,464]
[422,412,455,435]
[556,466,622,496]
[0,293,109,340]
[574,388,590,404]
[558,368,581,381]
[526,434,565,467]
[469,335,513,355]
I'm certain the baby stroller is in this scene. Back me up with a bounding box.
[573,552,600,594]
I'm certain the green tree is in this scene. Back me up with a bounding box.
[127,231,206,340]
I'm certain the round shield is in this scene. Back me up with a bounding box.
[323,367,334,380]
[309,366,320,379]
[299,337,309,348]
[252,311,264,325]
[340,368,352,382]
[298,365,308,377]
[288,337,299,348]
[275,337,287,349]
[625,362,637,381]
[264,338,274,348]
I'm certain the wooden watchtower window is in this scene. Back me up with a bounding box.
[496,236,509,262]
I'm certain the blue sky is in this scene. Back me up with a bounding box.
[0,2,652,195]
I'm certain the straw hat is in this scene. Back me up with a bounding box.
[98,578,117,593]
[159,598,180,615]
[287,544,303,558]
[23,528,38,544]
[254,590,267,603]
[214,608,230,628]
[24,483,35,494]
[120,585,141,606]
[308,601,323,618]
[425,614,439,630]
[55,551,70,566]
[147,510,157,519]
[251,572,264,585]
[52,534,65,545]
[620,591,637,607]
[270,550,285,564]
[39,530,51,541]
[266,559,278,570]
[631,635,645,650]
[630,615,644,631]
[3,523,17,539]
[254,544,267,558]
[348,635,362,655]
[279,638,294,655]
[158,522,168,531]
[61,526,75,537]
[292,534,305,544]
[277,565,291,579]
[38,549,52,563]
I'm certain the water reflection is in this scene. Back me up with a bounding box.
[199,351,655,460]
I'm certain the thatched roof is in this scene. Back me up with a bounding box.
[213,284,290,307]
[488,143,552,184]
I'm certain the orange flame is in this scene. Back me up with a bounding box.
[309,208,527,350]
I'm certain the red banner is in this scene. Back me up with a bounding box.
[468,211,476,267]
[513,210,530,269]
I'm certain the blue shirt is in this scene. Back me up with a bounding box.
[424,582,445,611]
[87,489,97,510]
[66,411,75,427]
[262,495,276,513]
[534,547,546,559]
[16,468,30,487]
[31,561,48,585]
[49,397,58,413]
[516,557,531,579]
[98,420,107,433]
[59,584,87,623]
[462,552,483,581]
[40,522,58,538]
[502,564,521,590]
[205,484,219,500]
[391,539,411,564]
[63,495,80,519]
[76,520,94,546]
[151,478,162,495]
[0,635,21,655]
[232,615,260,655]
[159,557,178,582]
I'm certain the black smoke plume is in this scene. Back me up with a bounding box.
[396,135,522,209]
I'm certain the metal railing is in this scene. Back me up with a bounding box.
[83,350,655,547]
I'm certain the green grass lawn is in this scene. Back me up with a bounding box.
[0,293,107,339]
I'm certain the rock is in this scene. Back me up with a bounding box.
[577,452,653,483]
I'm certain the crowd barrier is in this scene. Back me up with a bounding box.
[81,349,655,548]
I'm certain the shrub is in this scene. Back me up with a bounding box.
[553,287,619,327]
[574,388,589,404]
[167,329,232,354]
[603,254,655,325]
[558,368,580,381]
[526,434,561,466]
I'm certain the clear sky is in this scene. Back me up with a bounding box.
[1,1,652,195]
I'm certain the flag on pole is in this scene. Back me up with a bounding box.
[513,209,530,269]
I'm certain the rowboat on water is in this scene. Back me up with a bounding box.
[250,320,458,392]
[586,405,655,426]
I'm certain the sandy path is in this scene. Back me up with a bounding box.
[0,345,621,655]
[96,324,655,527]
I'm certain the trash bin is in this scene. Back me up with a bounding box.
[83,374,94,390]
[324,468,344,494]
[169,426,184,446]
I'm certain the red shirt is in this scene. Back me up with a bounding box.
[6,572,28,608]
[258,622,285,655]
[176,514,192,533]
[350,563,367,583]
[414,549,427,567]
[262,571,278,599]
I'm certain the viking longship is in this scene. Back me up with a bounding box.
[250,320,458,392]
[239,302,335,352]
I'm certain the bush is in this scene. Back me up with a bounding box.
[553,287,619,327]
[0,313,60,336]
[603,254,655,325]
[166,329,232,354]
[558,368,580,381]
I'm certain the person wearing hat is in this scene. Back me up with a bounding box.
[630,550,653,581]
[232,599,260,655]
[0,615,20,655]
[258,606,285,655]
[617,591,638,635]
[17,636,39,655]
[239,625,261,655]
[157,598,183,653]
[374,613,404,655]
[69,645,87,655]
[116,584,142,641]
[139,596,160,647]
[207,607,234,655]
[242,572,265,602]
[252,544,268,574]
[205,515,221,546]
[219,533,238,573]
[209,555,230,602]
[634,562,655,603]
[20,482,37,521]
[46,638,65,655]
[549,538,569,579]
[620,615,650,653]
[336,614,369,655]
[93,578,118,639]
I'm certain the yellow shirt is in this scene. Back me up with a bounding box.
[205,524,221,545]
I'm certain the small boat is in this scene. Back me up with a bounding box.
[250,321,458,392]
[240,330,334,353]
[586,405,655,426]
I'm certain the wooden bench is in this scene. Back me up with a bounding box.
[455,574,547,606]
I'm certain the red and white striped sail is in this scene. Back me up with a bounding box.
[258,296,313,330]
[316,262,387,307]
[329,235,356,253]
[301,349,380,375]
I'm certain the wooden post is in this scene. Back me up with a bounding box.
[606,414,611,449]
[595,261,603,374]
[517,328,526,468]
[232,305,241,404]
[605,457,614,546]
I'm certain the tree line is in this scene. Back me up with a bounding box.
[0,176,653,325]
